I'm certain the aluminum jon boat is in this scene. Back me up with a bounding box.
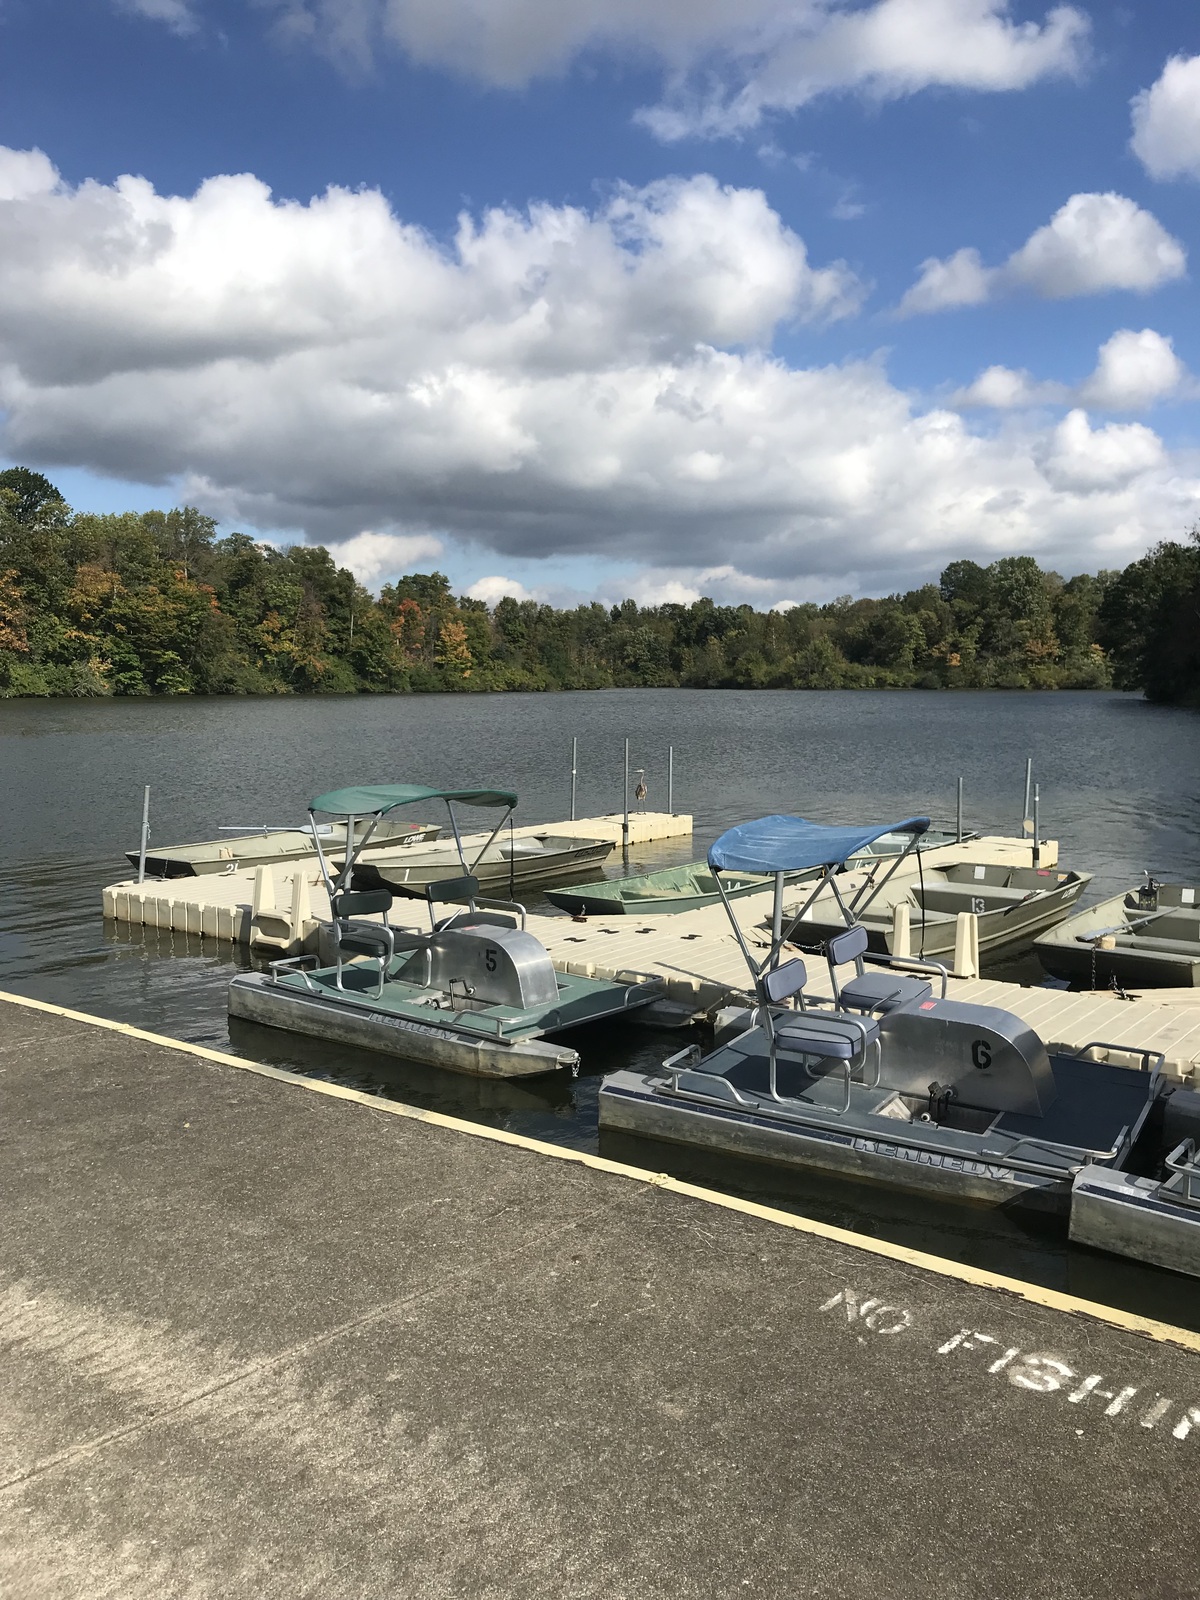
[544,825,976,917]
[599,814,1200,1249]
[1033,877,1200,989]
[229,783,661,1077]
[786,859,1090,963]
[127,818,439,878]
[545,863,776,917]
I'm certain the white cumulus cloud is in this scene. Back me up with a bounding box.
[900,193,1186,314]
[0,147,1197,597]
[640,0,1089,140]
[1038,410,1165,493]
[131,0,1089,136]
[1131,54,1200,182]
[324,529,443,587]
[1077,328,1185,411]
[954,329,1186,414]
[951,365,1067,409]
[465,575,534,605]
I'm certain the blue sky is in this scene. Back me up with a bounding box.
[1,0,1198,605]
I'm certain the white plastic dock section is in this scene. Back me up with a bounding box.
[102,811,693,950]
[102,824,1200,1076]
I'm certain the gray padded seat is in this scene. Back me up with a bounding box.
[825,922,931,1015]
[838,971,932,1013]
[774,1012,879,1059]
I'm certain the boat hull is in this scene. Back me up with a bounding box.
[1034,887,1200,988]
[544,869,772,917]
[796,871,1089,961]
[598,1071,1064,1211]
[358,836,615,895]
[1070,1167,1200,1279]
[229,972,577,1077]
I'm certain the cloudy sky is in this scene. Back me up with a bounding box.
[0,0,1198,606]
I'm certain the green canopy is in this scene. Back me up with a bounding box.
[310,784,517,818]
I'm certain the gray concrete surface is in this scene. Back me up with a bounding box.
[2,996,1200,1600]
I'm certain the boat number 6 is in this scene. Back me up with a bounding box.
[971,1038,992,1070]
[485,948,498,973]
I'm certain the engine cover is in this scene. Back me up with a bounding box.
[878,998,1056,1116]
[420,924,560,1010]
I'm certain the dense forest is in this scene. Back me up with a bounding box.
[0,466,1195,704]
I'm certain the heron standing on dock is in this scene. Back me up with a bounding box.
[634,770,647,812]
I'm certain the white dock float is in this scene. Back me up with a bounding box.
[102,811,693,952]
[102,822,1200,1076]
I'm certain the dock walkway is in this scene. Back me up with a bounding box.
[102,823,1200,1076]
[3,990,1200,1598]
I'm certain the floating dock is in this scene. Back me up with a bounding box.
[102,824,1200,1076]
[102,809,694,949]
[3,988,1200,1598]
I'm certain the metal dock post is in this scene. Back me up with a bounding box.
[668,746,674,816]
[137,786,151,884]
[570,737,577,823]
[956,776,963,844]
[1022,757,1033,837]
[623,739,630,853]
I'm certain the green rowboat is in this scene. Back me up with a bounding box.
[545,862,778,917]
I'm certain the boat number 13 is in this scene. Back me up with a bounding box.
[971,896,986,914]
[484,948,498,972]
[972,1039,992,1070]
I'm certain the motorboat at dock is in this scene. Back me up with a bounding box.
[599,814,1200,1275]
[1034,878,1200,989]
[229,784,660,1077]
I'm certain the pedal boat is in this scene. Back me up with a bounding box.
[228,783,661,1077]
[1034,878,1200,989]
[599,814,1180,1224]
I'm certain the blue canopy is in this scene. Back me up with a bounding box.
[708,815,930,874]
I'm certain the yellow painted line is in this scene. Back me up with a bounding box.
[4,985,1200,1356]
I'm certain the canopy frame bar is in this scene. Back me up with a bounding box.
[708,814,929,992]
[307,789,517,903]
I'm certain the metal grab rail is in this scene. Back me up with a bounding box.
[862,951,950,999]
[1072,1040,1166,1085]
[1164,1139,1200,1207]
[268,953,321,994]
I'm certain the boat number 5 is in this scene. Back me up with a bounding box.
[485,948,498,973]
[972,1038,992,1070]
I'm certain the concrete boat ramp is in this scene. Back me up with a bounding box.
[5,987,1200,1599]
[66,814,1200,1593]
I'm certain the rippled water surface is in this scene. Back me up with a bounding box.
[5,689,1200,1324]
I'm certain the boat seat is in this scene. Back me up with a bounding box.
[838,971,932,1013]
[823,924,931,1014]
[774,1012,879,1060]
[329,888,395,996]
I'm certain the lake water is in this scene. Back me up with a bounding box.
[4,688,1200,1325]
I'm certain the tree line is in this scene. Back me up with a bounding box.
[0,467,1195,705]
